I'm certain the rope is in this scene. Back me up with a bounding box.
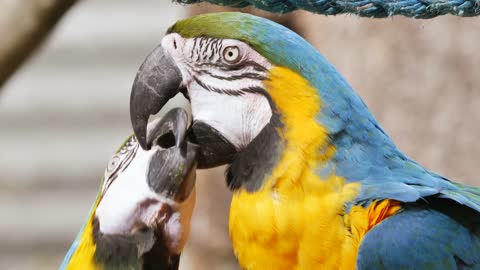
[174,0,480,18]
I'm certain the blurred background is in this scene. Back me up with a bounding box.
[0,0,479,269]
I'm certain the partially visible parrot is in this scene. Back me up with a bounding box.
[60,108,198,270]
[129,12,480,270]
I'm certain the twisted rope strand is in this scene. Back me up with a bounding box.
[175,0,480,18]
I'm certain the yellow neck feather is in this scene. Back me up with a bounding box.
[64,197,101,270]
[229,67,399,270]
[263,66,335,189]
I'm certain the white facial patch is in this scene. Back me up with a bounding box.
[96,148,167,234]
[95,145,194,255]
[189,84,271,149]
[161,33,274,150]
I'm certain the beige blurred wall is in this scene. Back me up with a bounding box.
[0,1,478,269]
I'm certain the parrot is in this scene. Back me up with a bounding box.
[59,108,198,270]
[128,12,480,270]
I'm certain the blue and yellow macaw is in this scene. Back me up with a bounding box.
[129,12,480,269]
[60,108,198,270]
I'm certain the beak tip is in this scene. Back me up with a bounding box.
[130,113,149,150]
[138,136,149,150]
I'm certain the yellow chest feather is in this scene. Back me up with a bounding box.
[228,67,400,270]
[230,175,361,270]
[229,176,400,270]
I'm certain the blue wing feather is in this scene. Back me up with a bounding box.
[357,202,480,270]
[321,96,480,213]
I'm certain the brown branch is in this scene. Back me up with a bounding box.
[0,0,78,90]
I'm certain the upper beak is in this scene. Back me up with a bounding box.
[130,45,184,150]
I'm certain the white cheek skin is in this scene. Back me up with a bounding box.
[189,85,272,149]
[95,148,177,235]
[95,149,154,234]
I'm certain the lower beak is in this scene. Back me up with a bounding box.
[147,108,197,203]
[130,45,184,150]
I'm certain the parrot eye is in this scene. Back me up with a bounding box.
[223,46,241,63]
[107,156,121,173]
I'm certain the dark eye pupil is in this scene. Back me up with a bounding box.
[228,52,233,57]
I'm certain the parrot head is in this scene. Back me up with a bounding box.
[130,12,281,169]
[130,12,391,191]
[61,108,197,270]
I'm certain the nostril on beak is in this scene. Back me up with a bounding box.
[155,131,176,149]
[173,39,177,50]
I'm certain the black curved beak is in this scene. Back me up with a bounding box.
[147,108,197,203]
[130,45,184,150]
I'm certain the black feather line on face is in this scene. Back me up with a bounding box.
[210,39,219,61]
[189,37,268,74]
[199,69,267,81]
[190,38,197,60]
[187,37,270,98]
[195,60,267,73]
[193,76,244,96]
[198,38,205,51]
[201,38,211,60]
[191,61,267,96]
